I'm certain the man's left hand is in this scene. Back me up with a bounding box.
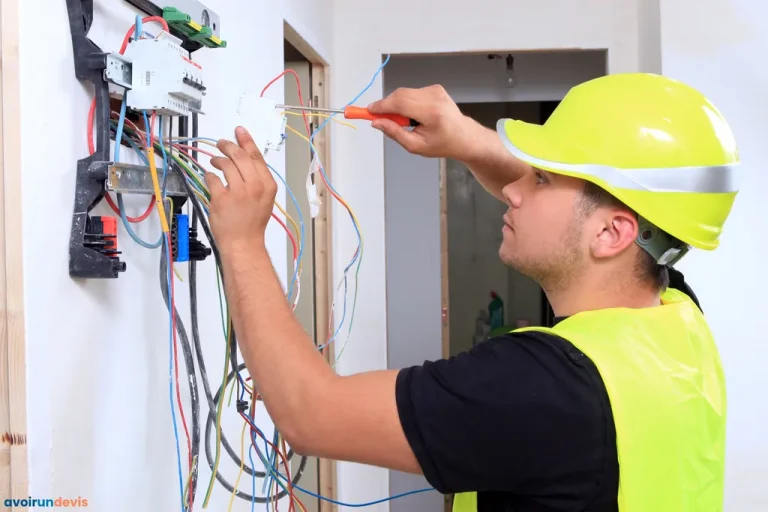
[206,126,277,252]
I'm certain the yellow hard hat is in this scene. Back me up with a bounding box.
[497,73,739,257]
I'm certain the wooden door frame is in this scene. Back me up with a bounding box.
[439,158,452,512]
[283,21,337,512]
[0,0,28,502]
[439,159,450,362]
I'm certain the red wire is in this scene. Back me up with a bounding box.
[272,212,298,262]
[281,437,296,512]
[87,16,169,221]
[261,69,311,136]
[168,234,193,499]
[242,409,303,511]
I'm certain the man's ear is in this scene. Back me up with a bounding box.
[591,209,638,259]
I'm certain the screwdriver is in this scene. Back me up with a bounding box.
[276,104,419,127]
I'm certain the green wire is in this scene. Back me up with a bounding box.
[203,318,232,506]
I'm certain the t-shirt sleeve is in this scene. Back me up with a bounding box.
[395,333,611,496]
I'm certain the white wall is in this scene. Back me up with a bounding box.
[20,0,328,510]
[331,1,643,509]
[660,0,768,508]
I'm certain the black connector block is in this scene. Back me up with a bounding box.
[188,225,212,262]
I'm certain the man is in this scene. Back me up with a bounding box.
[206,73,738,511]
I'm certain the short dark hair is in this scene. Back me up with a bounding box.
[578,181,669,291]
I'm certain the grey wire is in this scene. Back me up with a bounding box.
[177,159,307,503]
[158,223,201,507]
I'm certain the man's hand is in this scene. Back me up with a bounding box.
[367,85,483,160]
[206,127,277,252]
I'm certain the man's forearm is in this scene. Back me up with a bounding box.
[219,242,335,444]
[460,117,530,201]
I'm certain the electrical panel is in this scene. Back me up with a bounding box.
[123,31,206,116]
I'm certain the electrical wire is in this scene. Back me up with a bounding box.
[312,55,392,359]
[101,44,424,509]
[114,97,163,248]
[177,158,308,507]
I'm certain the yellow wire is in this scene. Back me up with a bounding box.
[148,145,170,233]
[285,124,311,144]
[203,317,231,507]
[281,110,358,130]
[227,423,248,512]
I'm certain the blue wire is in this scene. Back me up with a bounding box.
[158,117,170,194]
[267,164,304,304]
[135,14,142,39]
[249,444,257,512]
[309,55,391,346]
[240,410,433,508]
[114,97,163,249]
[166,235,186,512]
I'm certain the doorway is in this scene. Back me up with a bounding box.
[441,101,558,359]
[382,49,606,512]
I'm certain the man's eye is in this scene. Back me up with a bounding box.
[535,172,547,184]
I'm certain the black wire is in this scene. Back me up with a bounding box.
[173,116,200,508]
[204,362,308,502]
[158,205,200,508]
[182,114,307,502]
[180,173,307,501]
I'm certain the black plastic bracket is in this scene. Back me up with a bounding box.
[66,0,126,278]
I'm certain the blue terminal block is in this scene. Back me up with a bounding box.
[174,214,190,262]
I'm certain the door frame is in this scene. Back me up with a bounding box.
[439,158,453,512]
[283,21,337,512]
[0,0,28,501]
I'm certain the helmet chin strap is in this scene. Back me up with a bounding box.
[635,216,690,266]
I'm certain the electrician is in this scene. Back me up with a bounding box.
[205,73,738,511]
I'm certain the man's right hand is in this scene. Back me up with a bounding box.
[367,85,481,161]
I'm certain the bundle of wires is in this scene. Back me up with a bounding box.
[90,14,432,510]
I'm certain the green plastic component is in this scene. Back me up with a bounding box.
[162,6,227,48]
[162,7,191,23]
[189,26,227,48]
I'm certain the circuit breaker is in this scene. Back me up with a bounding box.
[122,31,205,116]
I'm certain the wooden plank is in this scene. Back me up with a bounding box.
[310,64,338,512]
[0,0,27,504]
[439,158,450,361]
[284,22,329,66]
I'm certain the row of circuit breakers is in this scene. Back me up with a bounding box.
[66,0,288,279]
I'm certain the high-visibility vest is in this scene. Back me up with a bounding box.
[452,287,726,511]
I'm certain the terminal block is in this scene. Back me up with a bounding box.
[124,0,225,51]
[163,7,226,48]
[172,213,211,262]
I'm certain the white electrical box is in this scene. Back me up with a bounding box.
[122,31,205,116]
[236,96,287,154]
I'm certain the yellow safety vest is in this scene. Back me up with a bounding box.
[452,288,726,512]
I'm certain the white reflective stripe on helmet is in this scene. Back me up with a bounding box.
[497,121,739,194]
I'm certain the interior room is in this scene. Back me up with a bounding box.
[1,0,766,511]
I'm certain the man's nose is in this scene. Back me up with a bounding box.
[502,181,523,209]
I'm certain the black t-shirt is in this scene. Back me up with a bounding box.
[395,268,699,511]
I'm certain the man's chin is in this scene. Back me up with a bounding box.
[498,249,518,269]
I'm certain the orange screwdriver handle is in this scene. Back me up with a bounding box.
[343,106,418,127]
